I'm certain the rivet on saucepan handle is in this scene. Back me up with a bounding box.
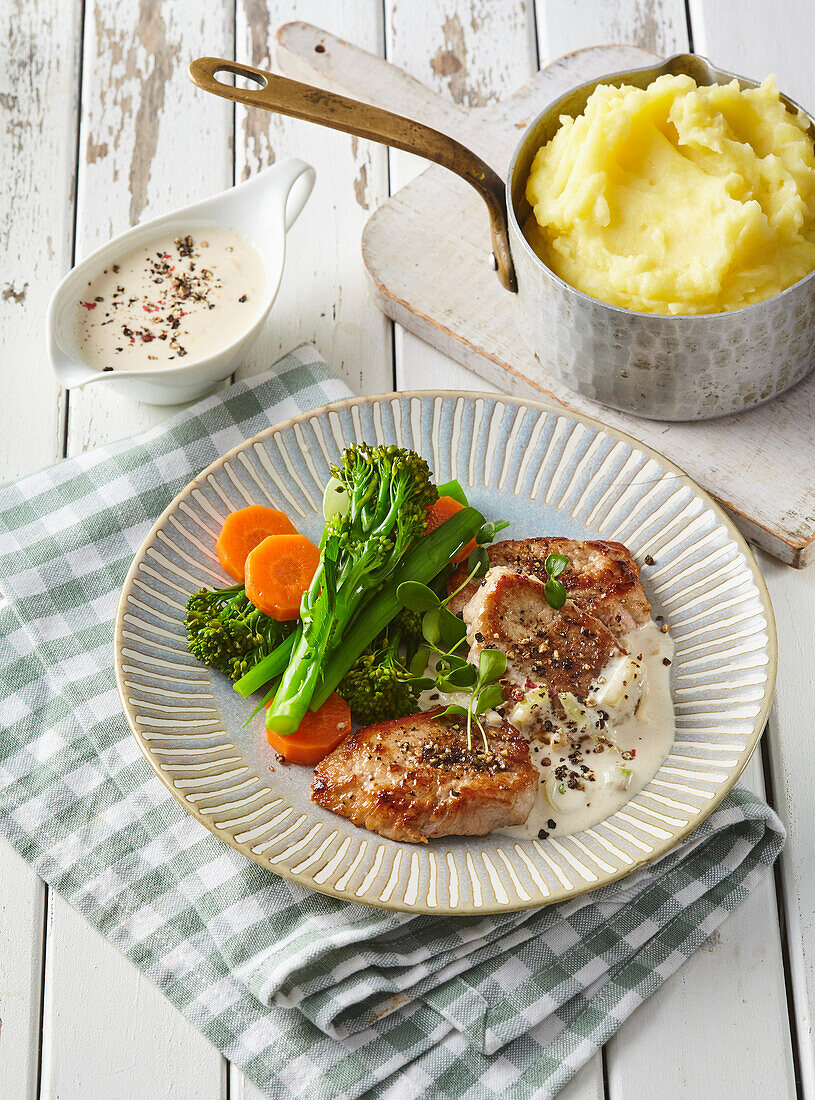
[188,56,518,293]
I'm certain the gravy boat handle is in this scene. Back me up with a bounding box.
[188,56,516,292]
[234,155,315,232]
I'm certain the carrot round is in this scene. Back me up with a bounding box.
[266,692,351,765]
[216,505,297,582]
[244,533,320,621]
[425,496,477,564]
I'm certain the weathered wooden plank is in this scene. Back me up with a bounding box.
[758,550,815,1097]
[39,894,224,1100]
[385,5,602,1099]
[65,0,234,455]
[43,3,234,1097]
[689,0,813,106]
[538,0,687,57]
[277,19,468,195]
[0,2,82,1094]
[0,841,46,1100]
[686,5,815,1090]
[0,0,82,482]
[239,0,393,396]
[556,1057,605,1100]
[279,17,468,117]
[385,0,536,192]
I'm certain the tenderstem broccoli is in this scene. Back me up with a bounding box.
[309,505,484,711]
[265,444,437,735]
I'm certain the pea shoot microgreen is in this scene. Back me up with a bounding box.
[476,520,510,544]
[543,552,569,610]
[431,648,508,752]
[395,520,511,751]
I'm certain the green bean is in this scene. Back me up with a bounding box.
[242,681,278,726]
[310,507,483,710]
[434,478,469,506]
[233,631,297,698]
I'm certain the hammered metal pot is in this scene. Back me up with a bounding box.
[190,52,815,422]
[506,54,815,420]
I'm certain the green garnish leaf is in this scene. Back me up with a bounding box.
[438,663,478,691]
[397,580,441,612]
[477,647,508,684]
[437,606,467,649]
[476,519,510,545]
[422,604,465,651]
[409,644,432,677]
[544,577,567,610]
[476,683,504,712]
[544,552,569,579]
[407,676,436,691]
[434,703,468,720]
[439,653,468,672]
[422,607,442,647]
[540,551,570,609]
[467,545,490,578]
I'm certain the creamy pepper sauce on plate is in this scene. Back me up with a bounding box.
[419,619,675,839]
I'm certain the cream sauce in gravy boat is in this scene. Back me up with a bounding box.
[47,158,314,405]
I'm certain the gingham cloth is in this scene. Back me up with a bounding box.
[0,345,784,1100]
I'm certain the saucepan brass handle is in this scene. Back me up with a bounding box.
[188,57,517,292]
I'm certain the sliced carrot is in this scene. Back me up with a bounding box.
[266,692,351,765]
[216,505,297,582]
[425,495,477,564]
[245,533,320,621]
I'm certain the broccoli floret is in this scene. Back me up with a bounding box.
[392,605,423,664]
[336,622,419,725]
[185,584,294,682]
[330,443,437,551]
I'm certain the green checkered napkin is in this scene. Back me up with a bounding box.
[0,344,783,1099]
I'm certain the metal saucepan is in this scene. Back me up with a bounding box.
[189,54,815,421]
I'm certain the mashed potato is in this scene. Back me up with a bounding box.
[524,74,815,314]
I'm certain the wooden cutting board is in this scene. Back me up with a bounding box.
[277,23,815,568]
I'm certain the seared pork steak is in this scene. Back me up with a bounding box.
[448,537,650,636]
[463,568,624,705]
[311,710,537,843]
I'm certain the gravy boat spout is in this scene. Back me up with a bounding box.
[46,158,315,406]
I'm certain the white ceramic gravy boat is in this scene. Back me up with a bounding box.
[47,158,315,405]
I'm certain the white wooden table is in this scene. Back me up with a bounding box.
[1,2,811,1097]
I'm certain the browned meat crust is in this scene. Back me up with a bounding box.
[464,568,623,705]
[448,537,650,636]
[311,710,537,843]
